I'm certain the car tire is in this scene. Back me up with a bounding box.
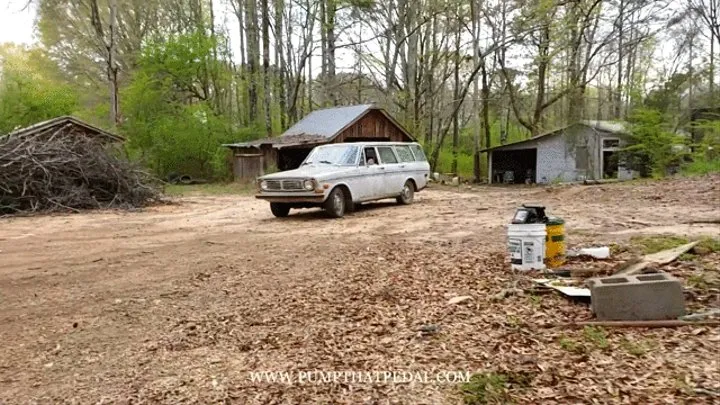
[396,180,415,205]
[324,187,346,218]
[270,203,291,218]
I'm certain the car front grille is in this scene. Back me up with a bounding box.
[265,179,305,191]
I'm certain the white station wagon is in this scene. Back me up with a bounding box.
[256,142,430,218]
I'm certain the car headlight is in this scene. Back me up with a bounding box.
[260,180,268,190]
[303,179,315,191]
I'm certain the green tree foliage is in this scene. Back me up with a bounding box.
[0,45,79,133]
[684,118,720,175]
[622,109,688,177]
[122,31,247,180]
[644,73,691,115]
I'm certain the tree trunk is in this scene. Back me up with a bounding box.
[246,0,259,123]
[325,0,337,106]
[286,0,295,121]
[261,0,272,136]
[689,32,695,143]
[451,21,460,175]
[711,34,715,99]
[319,0,327,106]
[566,1,582,123]
[238,0,246,67]
[532,24,550,136]
[90,0,120,125]
[109,0,119,125]
[471,0,481,182]
[481,59,491,169]
[424,12,438,146]
[307,35,313,114]
[355,13,363,103]
[615,0,624,119]
[275,0,286,130]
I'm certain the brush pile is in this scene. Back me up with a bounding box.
[0,123,160,214]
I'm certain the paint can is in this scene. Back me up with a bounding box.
[545,217,566,268]
[507,223,547,271]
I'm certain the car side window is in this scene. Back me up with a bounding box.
[377,146,398,164]
[409,144,427,162]
[394,145,414,163]
[364,147,378,165]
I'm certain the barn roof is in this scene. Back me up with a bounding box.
[283,104,375,138]
[480,121,627,153]
[2,116,124,143]
[224,104,414,149]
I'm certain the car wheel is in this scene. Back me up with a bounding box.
[396,180,415,205]
[270,203,291,217]
[324,187,346,218]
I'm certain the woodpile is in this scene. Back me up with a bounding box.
[0,122,160,214]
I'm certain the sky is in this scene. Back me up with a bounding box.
[0,0,350,75]
[0,0,36,45]
[0,0,706,90]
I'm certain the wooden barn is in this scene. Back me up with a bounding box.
[224,104,414,180]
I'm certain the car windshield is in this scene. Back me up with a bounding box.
[303,145,359,166]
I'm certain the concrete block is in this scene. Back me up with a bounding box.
[586,273,685,321]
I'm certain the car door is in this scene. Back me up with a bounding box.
[357,146,385,200]
[409,143,430,189]
[394,144,418,187]
[376,145,403,196]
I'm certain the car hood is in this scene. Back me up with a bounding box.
[260,165,356,180]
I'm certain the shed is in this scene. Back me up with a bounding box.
[482,121,632,184]
[224,104,414,180]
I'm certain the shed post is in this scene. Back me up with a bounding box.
[487,151,493,184]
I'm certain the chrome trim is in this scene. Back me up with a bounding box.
[264,179,306,191]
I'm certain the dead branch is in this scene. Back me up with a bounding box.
[0,127,160,215]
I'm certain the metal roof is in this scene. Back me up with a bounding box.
[481,121,627,153]
[224,104,414,149]
[1,116,124,143]
[282,104,374,138]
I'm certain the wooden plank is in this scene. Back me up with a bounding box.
[615,241,700,275]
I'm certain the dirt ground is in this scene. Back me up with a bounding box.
[1,176,719,404]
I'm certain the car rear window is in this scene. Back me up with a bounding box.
[409,144,427,162]
[394,145,415,162]
[377,146,398,164]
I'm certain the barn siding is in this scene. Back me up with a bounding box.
[337,110,410,142]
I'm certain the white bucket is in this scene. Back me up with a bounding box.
[507,223,547,271]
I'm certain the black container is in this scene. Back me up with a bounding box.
[511,204,548,224]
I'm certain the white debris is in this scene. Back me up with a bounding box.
[448,296,473,305]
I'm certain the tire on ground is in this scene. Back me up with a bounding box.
[270,203,291,217]
[396,180,415,205]
[324,187,347,218]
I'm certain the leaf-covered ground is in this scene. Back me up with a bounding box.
[0,175,718,403]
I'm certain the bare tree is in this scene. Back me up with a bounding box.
[261,0,272,135]
[689,0,720,98]
[89,0,120,124]
[246,0,260,123]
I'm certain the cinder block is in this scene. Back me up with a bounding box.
[586,273,686,321]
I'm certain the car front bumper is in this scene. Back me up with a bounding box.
[255,193,327,203]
